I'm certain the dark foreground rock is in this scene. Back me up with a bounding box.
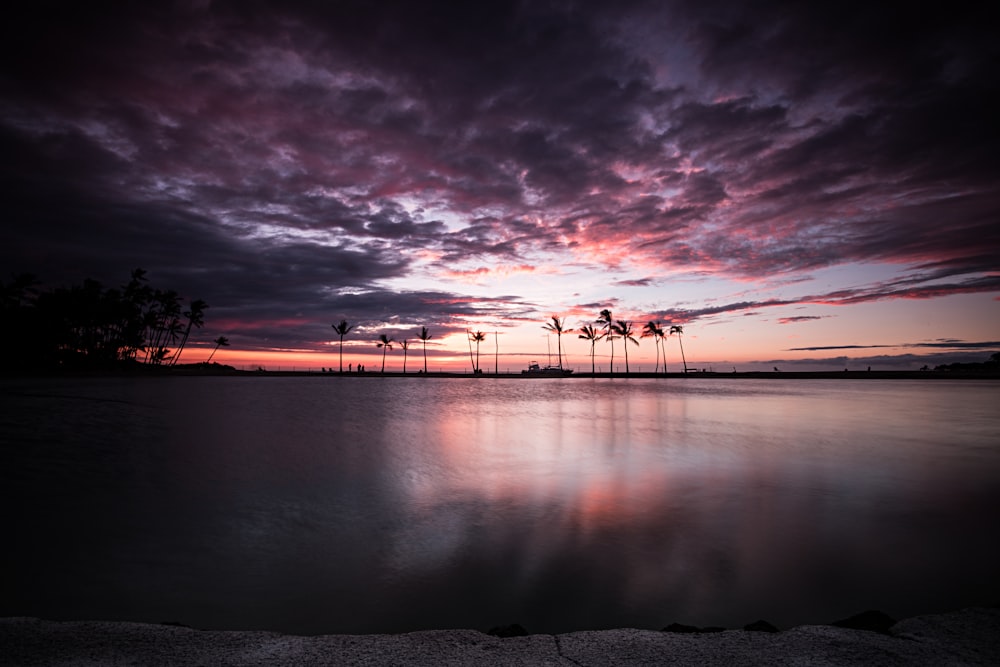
[832,609,897,634]
[2,607,999,666]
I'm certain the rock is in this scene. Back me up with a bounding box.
[662,623,701,633]
[744,620,780,633]
[832,609,896,634]
[486,623,528,637]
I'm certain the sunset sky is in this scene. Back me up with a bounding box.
[2,0,997,371]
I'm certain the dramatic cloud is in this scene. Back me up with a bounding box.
[778,316,825,325]
[2,0,996,364]
[789,341,1000,352]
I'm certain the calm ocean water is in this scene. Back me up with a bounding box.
[2,376,999,635]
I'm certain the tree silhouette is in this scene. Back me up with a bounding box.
[669,324,688,373]
[541,316,569,369]
[144,288,184,365]
[377,333,395,373]
[469,330,486,373]
[399,339,410,373]
[641,321,665,373]
[598,309,618,373]
[578,324,604,373]
[0,273,40,367]
[119,269,152,362]
[206,335,229,363]
[418,326,432,373]
[332,319,354,373]
[171,299,208,366]
[0,269,209,371]
[613,319,639,374]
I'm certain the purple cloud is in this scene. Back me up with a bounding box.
[1,0,996,357]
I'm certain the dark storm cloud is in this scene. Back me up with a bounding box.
[612,277,655,288]
[657,273,1000,324]
[660,0,998,277]
[2,0,997,354]
[212,287,536,354]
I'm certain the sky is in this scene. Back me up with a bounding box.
[2,0,998,372]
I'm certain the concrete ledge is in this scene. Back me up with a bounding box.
[2,607,998,666]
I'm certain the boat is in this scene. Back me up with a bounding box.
[521,361,573,376]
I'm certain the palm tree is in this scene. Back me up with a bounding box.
[332,320,354,373]
[145,289,182,364]
[399,339,410,373]
[171,298,208,366]
[613,320,639,374]
[469,330,486,373]
[418,326,432,373]
[641,321,664,373]
[598,309,617,373]
[577,324,604,373]
[206,335,229,363]
[377,333,394,373]
[541,316,569,369]
[670,324,688,373]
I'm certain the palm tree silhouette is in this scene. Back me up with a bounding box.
[613,320,639,374]
[418,326,432,373]
[332,320,354,373]
[541,316,569,369]
[399,339,410,373]
[206,335,229,363]
[377,333,394,373]
[469,330,486,373]
[578,324,604,373]
[642,321,666,373]
[598,309,618,373]
[669,325,688,373]
[145,289,182,365]
[171,298,208,366]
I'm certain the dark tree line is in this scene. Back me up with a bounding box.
[0,269,211,371]
[933,352,1000,373]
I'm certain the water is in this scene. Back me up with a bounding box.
[2,376,998,635]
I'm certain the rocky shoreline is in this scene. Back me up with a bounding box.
[3,607,998,666]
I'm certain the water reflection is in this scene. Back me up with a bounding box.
[1,377,998,635]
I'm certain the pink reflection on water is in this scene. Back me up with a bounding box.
[375,378,1000,629]
[5,376,997,634]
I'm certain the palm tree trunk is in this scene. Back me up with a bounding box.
[678,334,688,372]
[467,333,475,373]
[171,320,193,366]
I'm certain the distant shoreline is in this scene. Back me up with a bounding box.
[5,367,1000,380]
